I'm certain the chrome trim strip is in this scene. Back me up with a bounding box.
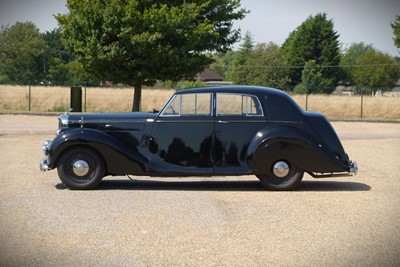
[217,120,267,123]
[155,119,215,123]
[266,120,303,124]
[155,119,267,123]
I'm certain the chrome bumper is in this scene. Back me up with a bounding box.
[40,140,52,172]
[349,161,358,175]
[40,158,50,171]
[308,161,358,178]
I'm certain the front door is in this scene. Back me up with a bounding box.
[148,92,214,175]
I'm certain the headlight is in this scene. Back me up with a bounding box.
[58,114,69,133]
[42,140,52,155]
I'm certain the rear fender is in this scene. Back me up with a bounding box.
[49,128,147,175]
[247,126,350,174]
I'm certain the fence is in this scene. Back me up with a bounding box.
[0,84,399,120]
[0,84,174,114]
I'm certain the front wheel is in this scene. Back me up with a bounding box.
[257,160,303,191]
[57,147,105,190]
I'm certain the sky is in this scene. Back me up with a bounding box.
[0,0,399,56]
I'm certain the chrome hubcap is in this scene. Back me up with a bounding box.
[72,160,89,176]
[273,161,289,178]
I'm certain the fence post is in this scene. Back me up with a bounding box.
[360,88,364,118]
[305,88,309,111]
[84,81,87,112]
[28,81,31,111]
[70,86,82,112]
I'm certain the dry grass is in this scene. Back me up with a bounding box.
[292,94,400,119]
[0,85,399,119]
[0,85,174,113]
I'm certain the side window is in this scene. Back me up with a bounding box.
[217,93,263,116]
[162,95,180,116]
[243,95,263,115]
[161,93,212,116]
[181,93,212,115]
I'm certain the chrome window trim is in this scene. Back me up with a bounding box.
[159,95,180,117]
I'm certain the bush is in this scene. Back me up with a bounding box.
[293,84,308,94]
[175,81,206,90]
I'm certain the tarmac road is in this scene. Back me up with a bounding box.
[0,114,399,266]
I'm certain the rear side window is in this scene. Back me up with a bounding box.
[217,93,263,116]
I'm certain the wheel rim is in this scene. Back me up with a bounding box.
[267,160,299,185]
[273,161,289,178]
[257,160,303,190]
[72,159,90,176]
[65,154,96,183]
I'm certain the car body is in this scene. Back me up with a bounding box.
[40,86,357,190]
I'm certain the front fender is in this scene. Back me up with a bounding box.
[247,126,350,174]
[49,128,147,175]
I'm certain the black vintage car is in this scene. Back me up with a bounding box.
[40,86,357,190]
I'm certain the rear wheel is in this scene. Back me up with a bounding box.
[57,147,105,190]
[257,160,303,191]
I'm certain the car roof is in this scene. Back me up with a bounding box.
[171,85,305,122]
[174,86,288,97]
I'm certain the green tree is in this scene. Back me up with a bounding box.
[0,22,46,83]
[208,51,235,80]
[42,28,74,64]
[244,42,290,88]
[294,60,335,94]
[340,42,373,85]
[282,13,341,89]
[352,49,400,95]
[41,28,76,83]
[340,43,400,95]
[48,58,92,85]
[227,31,254,84]
[57,0,247,111]
[391,15,400,49]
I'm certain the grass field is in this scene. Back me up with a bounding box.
[0,85,399,119]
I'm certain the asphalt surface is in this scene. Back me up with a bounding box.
[0,114,399,266]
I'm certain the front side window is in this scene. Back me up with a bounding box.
[161,93,212,116]
[217,93,263,116]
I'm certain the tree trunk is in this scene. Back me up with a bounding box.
[132,84,142,112]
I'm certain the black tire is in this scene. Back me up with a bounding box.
[257,160,304,191]
[57,147,105,190]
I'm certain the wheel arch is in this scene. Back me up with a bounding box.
[54,144,107,173]
[49,128,147,175]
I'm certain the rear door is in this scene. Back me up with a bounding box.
[213,93,267,174]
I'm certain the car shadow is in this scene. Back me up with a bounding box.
[298,180,371,192]
[56,179,371,192]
